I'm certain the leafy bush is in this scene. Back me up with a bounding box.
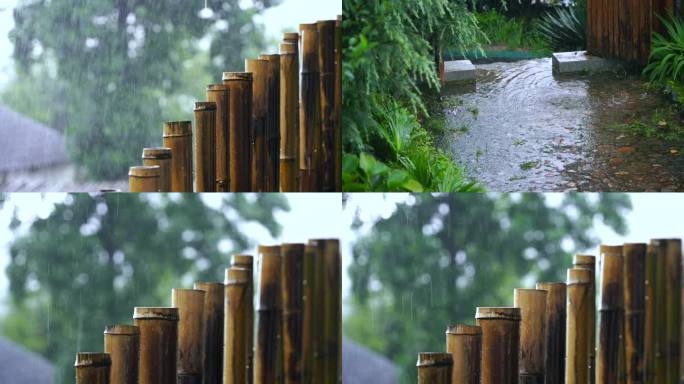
[537,5,586,51]
[644,15,684,84]
[475,10,550,52]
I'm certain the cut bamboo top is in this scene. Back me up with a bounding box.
[281,243,305,254]
[163,121,192,137]
[299,23,318,31]
[194,101,216,111]
[475,307,521,321]
[223,72,253,82]
[573,254,596,267]
[445,324,482,335]
[536,282,566,289]
[567,268,592,284]
[417,352,453,367]
[104,324,140,336]
[283,32,299,43]
[623,243,647,254]
[207,83,230,92]
[194,282,223,289]
[259,53,280,61]
[231,254,253,268]
[225,267,250,285]
[142,147,172,160]
[133,307,179,321]
[75,352,112,367]
[600,244,623,256]
[128,165,160,178]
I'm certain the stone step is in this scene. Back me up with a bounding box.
[552,51,622,74]
[444,60,476,84]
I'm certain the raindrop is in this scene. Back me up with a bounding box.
[198,0,214,19]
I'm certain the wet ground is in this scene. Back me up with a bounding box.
[441,58,684,191]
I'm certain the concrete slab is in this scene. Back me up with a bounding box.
[444,60,476,83]
[552,51,621,74]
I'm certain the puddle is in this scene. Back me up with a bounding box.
[440,58,684,191]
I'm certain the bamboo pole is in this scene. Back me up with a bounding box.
[645,243,656,384]
[302,243,316,384]
[597,245,624,384]
[224,267,250,384]
[317,20,336,192]
[193,282,224,384]
[141,147,172,192]
[654,238,682,384]
[255,245,282,384]
[514,288,548,384]
[222,73,253,192]
[193,101,217,192]
[206,84,230,192]
[231,255,254,384]
[536,282,567,384]
[321,239,341,384]
[308,239,327,383]
[574,254,597,384]
[104,325,139,384]
[172,289,206,384]
[281,244,305,384]
[445,324,482,384]
[163,121,193,192]
[259,53,281,192]
[245,59,268,192]
[566,268,592,384]
[133,307,179,384]
[651,239,668,384]
[623,243,646,384]
[128,165,160,192]
[279,40,299,192]
[334,15,342,192]
[475,307,521,384]
[299,23,321,192]
[75,352,111,384]
[417,352,453,384]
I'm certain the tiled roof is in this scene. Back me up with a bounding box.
[0,338,53,383]
[343,337,399,384]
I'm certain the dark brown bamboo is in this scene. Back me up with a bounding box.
[475,307,521,384]
[193,101,217,192]
[193,282,224,384]
[133,307,179,384]
[255,245,282,384]
[279,41,299,192]
[445,324,481,384]
[623,243,646,384]
[128,166,160,192]
[163,121,193,192]
[281,244,305,384]
[651,239,668,384]
[104,325,139,384]
[299,23,321,192]
[222,72,253,192]
[536,282,567,384]
[334,16,342,191]
[514,288,548,384]
[141,147,171,192]
[224,267,250,384]
[206,84,230,192]
[245,59,268,192]
[417,352,453,384]
[172,289,206,384]
[597,245,624,384]
[231,254,254,384]
[574,254,597,384]
[566,268,592,384]
[307,239,328,383]
[259,53,281,192]
[317,20,336,192]
[321,239,341,383]
[75,352,111,384]
[302,243,316,384]
[645,243,656,384]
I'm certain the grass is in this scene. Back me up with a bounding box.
[474,10,552,55]
[611,105,684,141]
[520,160,540,170]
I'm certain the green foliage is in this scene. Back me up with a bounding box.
[610,105,684,141]
[537,5,586,51]
[8,0,276,180]
[342,153,424,192]
[2,193,288,384]
[644,15,684,84]
[475,10,550,53]
[346,193,631,382]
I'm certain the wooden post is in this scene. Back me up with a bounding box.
[255,245,282,384]
[75,352,111,384]
[133,307,179,384]
[536,282,567,384]
[651,239,668,384]
[104,325,139,384]
[645,243,656,384]
[245,59,268,192]
[417,352,453,384]
[224,267,250,384]
[279,40,299,192]
[231,255,254,384]
[282,244,305,384]
[334,15,342,191]
[321,239,342,383]
[206,84,230,192]
[317,20,336,192]
[574,254,597,384]
[259,53,281,192]
[172,289,206,384]
[163,121,193,192]
[193,282,224,384]
[566,268,592,384]
[128,165,160,192]
[141,147,172,192]
[193,101,217,192]
[222,73,253,192]
[445,324,481,384]
[475,307,521,384]
[302,243,316,384]
[514,288,548,384]
[597,245,624,384]
[299,23,321,192]
[623,243,646,384]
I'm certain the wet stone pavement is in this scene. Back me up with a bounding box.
[440,58,684,191]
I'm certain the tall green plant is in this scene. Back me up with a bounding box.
[537,5,586,51]
[644,15,684,84]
